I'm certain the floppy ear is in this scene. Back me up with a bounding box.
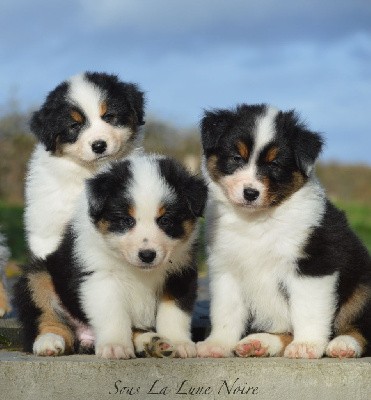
[30,109,58,152]
[30,81,69,153]
[126,83,145,126]
[158,158,208,217]
[182,175,208,217]
[294,129,323,176]
[86,161,133,222]
[277,110,324,177]
[200,109,232,154]
[85,171,113,222]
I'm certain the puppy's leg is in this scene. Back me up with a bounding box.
[0,280,11,317]
[284,273,338,359]
[81,275,135,359]
[27,272,75,356]
[133,329,175,358]
[156,268,197,358]
[235,333,293,357]
[197,272,247,358]
[326,285,370,358]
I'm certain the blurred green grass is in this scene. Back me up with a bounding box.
[0,202,26,263]
[0,200,370,266]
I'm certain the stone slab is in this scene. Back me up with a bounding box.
[0,351,370,400]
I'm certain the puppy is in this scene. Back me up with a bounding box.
[197,104,371,359]
[16,153,207,358]
[25,71,145,260]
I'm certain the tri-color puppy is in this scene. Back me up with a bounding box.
[197,104,371,359]
[25,71,145,260]
[16,153,207,359]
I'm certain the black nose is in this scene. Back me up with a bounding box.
[138,249,156,264]
[243,188,260,202]
[91,140,107,154]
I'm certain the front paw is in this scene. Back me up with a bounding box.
[33,333,65,356]
[196,340,234,358]
[234,333,284,357]
[326,335,363,358]
[173,341,197,358]
[96,343,136,359]
[134,332,175,358]
[284,340,326,359]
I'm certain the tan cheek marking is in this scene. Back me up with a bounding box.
[237,141,249,159]
[207,155,222,181]
[262,171,306,207]
[161,292,175,302]
[128,206,136,218]
[157,206,166,218]
[100,101,107,117]
[71,110,84,123]
[334,285,371,334]
[265,147,278,163]
[28,272,74,352]
[97,219,110,234]
[182,219,196,239]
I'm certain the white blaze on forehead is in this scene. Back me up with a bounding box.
[252,105,279,159]
[129,155,175,220]
[67,73,104,119]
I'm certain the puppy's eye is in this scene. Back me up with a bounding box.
[157,215,173,228]
[102,113,117,124]
[121,216,135,228]
[231,155,243,163]
[70,122,81,130]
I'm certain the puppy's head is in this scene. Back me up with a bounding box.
[31,72,145,165]
[201,104,323,210]
[86,155,207,270]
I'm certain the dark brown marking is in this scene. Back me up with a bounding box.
[161,292,175,302]
[262,171,306,208]
[157,206,166,218]
[334,285,371,334]
[182,219,196,239]
[128,206,136,218]
[99,101,107,117]
[207,155,222,181]
[237,141,249,159]
[71,110,84,123]
[272,333,293,355]
[97,219,110,234]
[28,272,74,353]
[265,147,279,163]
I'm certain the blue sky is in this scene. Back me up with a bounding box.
[1,0,370,164]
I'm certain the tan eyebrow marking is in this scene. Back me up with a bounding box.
[100,101,107,117]
[157,206,166,218]
[128,206,136,218]
[266,146,279,163]
[70,110,84,123]
[237,141,249,159]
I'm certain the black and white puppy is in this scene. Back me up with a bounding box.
[197,104,371,359]
[16,153,207,359]
[25,71,144,259]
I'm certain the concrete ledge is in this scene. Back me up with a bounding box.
[0,352,370,400]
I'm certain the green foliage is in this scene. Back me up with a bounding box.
[334,201,371,252]
[0,202,27,262]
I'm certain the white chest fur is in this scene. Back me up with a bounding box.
[25,145,93,258]
[206,178,326,333]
